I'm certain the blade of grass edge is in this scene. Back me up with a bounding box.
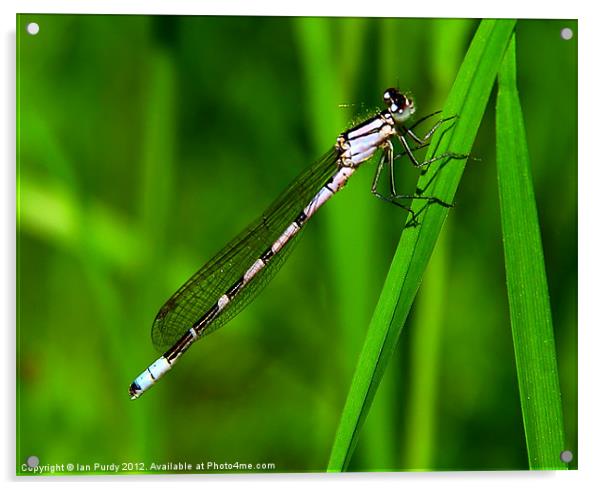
[496,34,567,470]
[327,19,516,472]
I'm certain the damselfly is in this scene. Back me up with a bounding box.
[129,88,455,399]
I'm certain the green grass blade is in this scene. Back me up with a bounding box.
[496,34,567,470]
[403,226,449,470]
[327,19,516,472]
[401,19,473,471]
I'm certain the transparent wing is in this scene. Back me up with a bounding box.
[151,148,340,352]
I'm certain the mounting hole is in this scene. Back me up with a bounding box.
[560,450,573,463]
[26,22,40,36]
[560,27,573,40]
[26,455,40,468]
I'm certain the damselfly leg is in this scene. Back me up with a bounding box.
[370,146,453,226]
[398,115,466,168]
[370,141,422,224]
[390,112,443,168]
[389,112,454,195]
[371,113,466,225]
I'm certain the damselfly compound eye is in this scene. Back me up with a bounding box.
[383,88,410,111]
[383,88,414,123]
[384,89,399,112]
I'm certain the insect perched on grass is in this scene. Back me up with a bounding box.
[129,88,457,399]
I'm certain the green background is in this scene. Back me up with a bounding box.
[17,15,577,473]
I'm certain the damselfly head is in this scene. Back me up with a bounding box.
[383,88,415,123]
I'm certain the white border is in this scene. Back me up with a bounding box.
[3,1,600,489]
[2,0,586,18]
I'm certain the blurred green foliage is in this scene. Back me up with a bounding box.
[16,15,577,473]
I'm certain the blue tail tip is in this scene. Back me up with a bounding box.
[129,382,142,400]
